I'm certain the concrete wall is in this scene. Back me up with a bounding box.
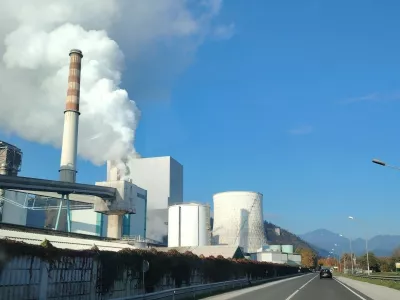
[2,190,27,226]
[124,156,183,241]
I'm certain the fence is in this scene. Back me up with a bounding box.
[0,253,304,300]
[352,274,400,282]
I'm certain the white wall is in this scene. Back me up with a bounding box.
[256,252,288,264]
[168,203,211,247]
[118,156,183,241]
[212,191,266,253]
[287,254,302,265]
[2,190,27,225]
[70,210,98,236]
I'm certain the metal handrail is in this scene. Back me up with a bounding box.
[351,274,400,282]
[112,273,306,300]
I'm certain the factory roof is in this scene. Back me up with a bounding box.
[153,245,245,259]
[0,227,137,252]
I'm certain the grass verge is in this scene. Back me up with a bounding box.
[335,273,400,291]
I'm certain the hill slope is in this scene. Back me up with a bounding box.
[264,221,328,256]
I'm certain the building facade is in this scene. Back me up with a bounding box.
[70,185,147,238]
[114,156,184,242]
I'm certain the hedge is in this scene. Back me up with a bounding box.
[0,239,304,294]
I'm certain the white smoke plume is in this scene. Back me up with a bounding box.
[0,0,233,167]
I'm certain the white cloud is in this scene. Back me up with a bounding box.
[0,0,233,166]
[340,91,400,104]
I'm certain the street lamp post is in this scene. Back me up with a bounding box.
[341,234,354,274]
[349,216,370,275]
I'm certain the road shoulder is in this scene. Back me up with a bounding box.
[335,276,400,300]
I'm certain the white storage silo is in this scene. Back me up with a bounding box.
[212,191,266,253]
[282,245,294,254]
[168,203,211,247]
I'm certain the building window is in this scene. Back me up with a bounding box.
[122,214,131,236]
[96,213,104,237]
[137,193,146,200]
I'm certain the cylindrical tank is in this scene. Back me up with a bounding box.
[168,203,211,247]
[212,191,266,253]
[269,245,282,252]
[282,245,294,254]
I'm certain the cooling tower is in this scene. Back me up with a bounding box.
[168,202,211,247]
[212,191,266,253]
[59,49,83,183]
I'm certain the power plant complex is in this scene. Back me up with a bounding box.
[0,49,301,266]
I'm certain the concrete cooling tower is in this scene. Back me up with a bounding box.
[212,191,266,253]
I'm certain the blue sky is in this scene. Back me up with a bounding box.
[2,0,400,238]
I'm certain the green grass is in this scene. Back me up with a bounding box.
[335,273,400,291]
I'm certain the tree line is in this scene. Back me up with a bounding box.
[317,246,400,272]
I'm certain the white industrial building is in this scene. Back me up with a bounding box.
[109,156,183,242]
[212,191,266,253]
[250,244,302,266]
[70,183,147,238]
[168,203,211,247]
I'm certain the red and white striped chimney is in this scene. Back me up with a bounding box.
[59,49,83,183]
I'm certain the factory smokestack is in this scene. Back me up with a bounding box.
[59,49,83,183]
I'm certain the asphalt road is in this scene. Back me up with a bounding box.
[205,274,374,300]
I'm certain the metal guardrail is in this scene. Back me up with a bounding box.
[352,274,400,282]
[113,273,306,300]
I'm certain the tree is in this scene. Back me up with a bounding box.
[340,253,352,271]
[379,257,392,272]
[392,246,400,259]
[317,257,338,268]
[357,252,380,272]
[297,248,317,268]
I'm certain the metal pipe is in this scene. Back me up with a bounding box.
[66,194,71,232]
[349,237,354,274]
[54,194,65,230]
[0,174,115,198]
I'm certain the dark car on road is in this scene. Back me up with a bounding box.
[320,268,332,279]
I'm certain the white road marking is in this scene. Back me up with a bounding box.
[285,275,318,300]
[334,278,368,300]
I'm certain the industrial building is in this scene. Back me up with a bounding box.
[167,202,211,247]
[70,183,147,238]
[0,141,23,223]
[249,244,302,266]
[108,156,183,242]
[0,48,301,266]
[212,191,266,253]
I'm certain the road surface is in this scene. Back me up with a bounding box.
[205,274,373,300]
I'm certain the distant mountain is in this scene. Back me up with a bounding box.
[300,229,400,257]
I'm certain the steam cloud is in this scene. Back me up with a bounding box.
[0,0,233,167]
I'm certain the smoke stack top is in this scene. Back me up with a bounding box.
[65,49,83,114]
